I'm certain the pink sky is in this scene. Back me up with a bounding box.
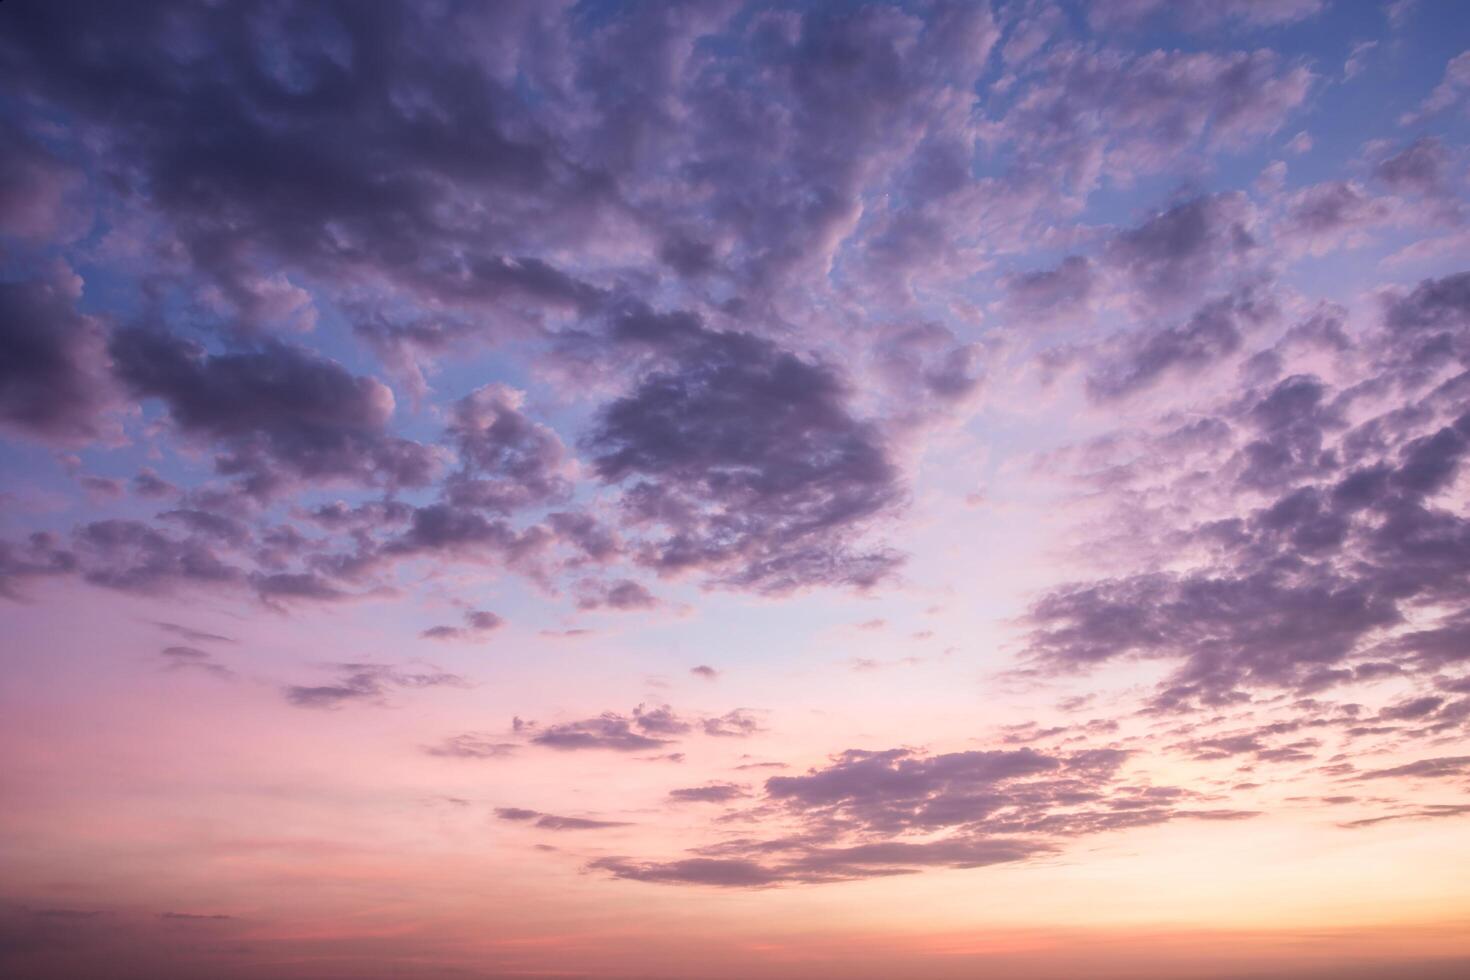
[2,2,1469,977]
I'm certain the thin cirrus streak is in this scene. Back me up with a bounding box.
[0,2,1468,979]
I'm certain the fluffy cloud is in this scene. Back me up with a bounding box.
[584,309,904,593]
[0,268,115,443]
[110,329,437,498]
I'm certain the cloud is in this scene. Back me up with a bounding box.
[421,609,504,641]
[0,1,615,347]
[1343,41,1378,81]
[1354,756,1470,781]
[159,912,233,922]
[865,322,986,427]
[590,857,785,888]
[442,385,570,515]
[131,470,178,499]
[0,532,77,600]
[583,308,904,594]
[284,663,469,709]
[1024,271,1470,709]
[424,734,517,759]
[0,121,91,243]
[1175,730,1322,765]
[669,783,748,803]
[495,807,631,830]
[588,743,1253,887]
[0,267,115,443]
[1373,136,1451,196]
[1400,51,1470,126]
[517,703,758,750]
[1102,194,1258,312]
[1087,0,1325,31]
[72,520,244,595]
[1277,181,1392,255]
[702,710,762,738]
[1378,696,1445,722]
[1086,287,1274,401]
[690,665,720,680]
[1339,804,1470,828]
[1004,256,1096,325]
[526,711,678,752]
[982,50,1312,208]
[110,329,437,499]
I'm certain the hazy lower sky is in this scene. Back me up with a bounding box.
[2,2,1470,978]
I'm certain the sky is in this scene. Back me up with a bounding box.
[2,1,1470,977]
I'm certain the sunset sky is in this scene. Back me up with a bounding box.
[3,2,1470,978]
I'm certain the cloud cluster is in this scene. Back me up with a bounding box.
[593,744,1254,886]
[0,268,114,443]
[0,0,1356,613]
[1025,270,1470,710]
[493,703,761,754]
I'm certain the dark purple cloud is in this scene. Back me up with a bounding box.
[1278,181,1391,253]
[0,121,91,243]
[0,533,77,600]
[379,504,551,569]
[1087,287,1274,401]
[633,704,693,737]
[516,702,761,751]
[0,1,611,341]
[1088,0,1325,31]
[1025,270,1470,710]
[984,52,1312,209]
[0,269,114,443]
[1373,136,1451,196]
[1353,756,1470,781]
[72,520,243,595]
[110,329,436,499]
[130,470,178,499]
[575,578,659,611]
[590,857,784,888]
[590,743,1256,887]
[1381,270,1470,362]
[584,309,903,593]
[1103,194,1258,312]
[526,712,677,753]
